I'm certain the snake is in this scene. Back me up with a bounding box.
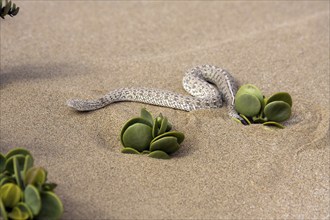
[67,64,247,124]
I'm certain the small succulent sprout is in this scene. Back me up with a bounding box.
[148,150,170,159]
[266,92,292,107]
[264,101,291,122]
[0,183,22,208]
[120,109,185,159]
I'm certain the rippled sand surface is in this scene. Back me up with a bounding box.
[1,2,329,219]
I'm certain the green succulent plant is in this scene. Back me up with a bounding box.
[0,148,63,220]
[234,84,293,128]
[121,108,184,159]
[1,0,19,19]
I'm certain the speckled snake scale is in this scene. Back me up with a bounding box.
[67,65,244,122]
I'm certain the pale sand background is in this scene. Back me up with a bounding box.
[1,1,329,219]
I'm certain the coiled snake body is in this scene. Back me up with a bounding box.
[67,65,245,123]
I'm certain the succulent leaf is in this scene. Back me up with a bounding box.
[121,147,141,154]
[0,198,8,220]
[22,155,34,178]
[235,93,261,117]
[37,191,63,220]
[24,167,47,186]
[266,92,292,107]
[148,150,170,159]
[264,101,291,122]
[150,136,180,154]
[1,0,19,18]
[122,123,153,152]
[120,117,152,146]
[7,206,29,220]
[236,84,264,105]
[0,153,5,173]
[13,157,24,189]
[140,108,154,126]
[152,118,159,138]
[158,116,168,136]
[5,148,33,160]
[0,183,22,208]
[15,202,33,219]
[263,121,285,129]
[5,154,25,174]
[151,131,185,145]
[239,114,252,125]
[24,184,41,215]
[0,175,15,186]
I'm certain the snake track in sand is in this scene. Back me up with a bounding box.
[67,64,245,123]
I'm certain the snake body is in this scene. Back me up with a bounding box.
[67,65,244,122]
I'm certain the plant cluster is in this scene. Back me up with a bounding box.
[234,84,292,128]
[0,148,63,220]
[1,0,19,19]
[120,108,185,159]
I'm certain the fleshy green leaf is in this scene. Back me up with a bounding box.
[7,206,29,220]
[5,148,33,160]
[0,153,5,173]
[24,184,41,215]
[37,191,63,220]
[0,196,8,220]
[22,155,34,178]
[122,123,152,152]
[235,84,264,105]
[266,92,292,107]
[151,131,185,145]
[264,101,291,122]
[239,114,252,125]
[121,147,140,154]
[0,183,22,208]
[120,117,152,146]
[150,136,180,154]
[140,108,154,126]
[235,93,261,117]
[263,121,285,129]
[15,202,33,219]
[13,156,24,189]
[158,116,168,136]
[148,150,170,159]
[5,154,26,174]
[24,167,47,186]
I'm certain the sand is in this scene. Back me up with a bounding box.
[1,1,329,219]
